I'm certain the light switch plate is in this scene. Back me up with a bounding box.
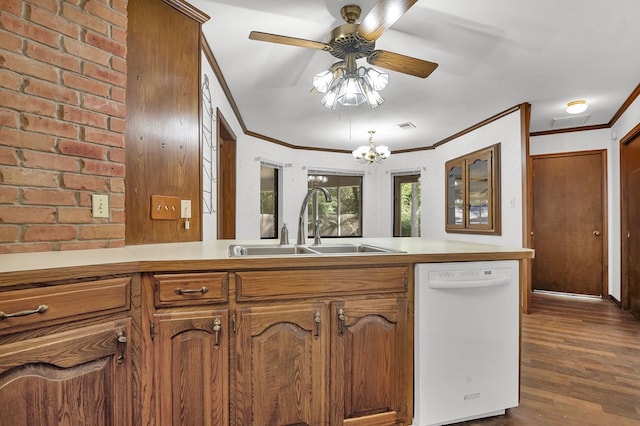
[92,194,109,218]
[181,199,192,219]
[151,195,181,220]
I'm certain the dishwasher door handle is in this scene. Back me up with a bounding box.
[428,277,511,289]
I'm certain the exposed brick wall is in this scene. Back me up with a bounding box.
[0,0,127,253]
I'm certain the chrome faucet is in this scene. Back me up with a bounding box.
[297,187,332,245]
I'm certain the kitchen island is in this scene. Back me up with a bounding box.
[0,238,533,425]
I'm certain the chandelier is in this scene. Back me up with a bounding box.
[352,130,391,163]
[312,53,389,110]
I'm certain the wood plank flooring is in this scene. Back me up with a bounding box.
[453,292,640,425]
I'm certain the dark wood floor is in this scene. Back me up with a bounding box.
[453,292,640,425]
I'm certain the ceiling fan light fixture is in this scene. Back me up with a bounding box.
[364,67,389,91]
[566,100,587,114]
[312,70,334,93]
[337,75,366,107]
[362,81,384,108]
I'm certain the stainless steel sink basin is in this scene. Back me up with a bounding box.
[228,243,404,257]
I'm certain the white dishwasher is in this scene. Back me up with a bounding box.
[413,261,519,426]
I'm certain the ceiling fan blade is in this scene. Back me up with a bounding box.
[249,31,331,51]
[367,50,438,78]
[358,0,418,41]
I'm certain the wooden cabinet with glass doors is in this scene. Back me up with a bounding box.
[446,144,501,234]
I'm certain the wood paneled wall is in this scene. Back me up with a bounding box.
[125,0,208,244]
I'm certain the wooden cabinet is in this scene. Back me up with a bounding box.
[331,298,409,425]
[154,310,229,426]
[0,319,132,426]
[233,266,411,425]
[445,143,501,234]
[146,272,230,425]
[234,303,327,425]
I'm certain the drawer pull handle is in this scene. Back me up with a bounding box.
[174,286,209,295]
[213,319,222,348]
[0,304,49,320]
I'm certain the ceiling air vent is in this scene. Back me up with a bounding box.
[550,114,591,128]
[397,122,416,130]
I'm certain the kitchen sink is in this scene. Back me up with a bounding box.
[228,243,404,257]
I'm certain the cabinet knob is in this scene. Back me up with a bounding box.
[593,230,601,237]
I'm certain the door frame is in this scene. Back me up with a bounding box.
[531,149,608,298]
[620,123,640,310]
[216,108,237,239]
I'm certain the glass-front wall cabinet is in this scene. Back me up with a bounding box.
[445,144,500,234]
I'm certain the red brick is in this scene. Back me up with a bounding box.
[0,243,55,254]
[24,77,80,105]
[0,146,19,165]
[111,25,126,44]
[108,238,125,248]
[63,36,111,66]
[1,12,60,48]
[0,225,19,242]
[28,4,81,39]
[0,28,23,53]
[0,166,59,187]
[1,0,23,16]
[24,224,77,241]
[23,113,79,138]
[1,88,58,117]
[0,108,20,128]
[84,0,127,30]
[82,92,124,118]
[82,127,123,147]
[0,69,22,91]
[83,62,126,88]
[0,50,58,82]
[109,177,124,193]
[61,3,108,35]
[0,206,56,223]
[28,0,57,13]
[112,0,128,15]
[108,147,125,163]
[79,223,124,239]
[110,85,125,103]
[62,173,109,191]
[78,191,91,207]
[109,192,124,208]
[25,40,81,73]
[23,150,79,172]
[58,206,92,223]
[59,139,107,160]
[0,186,19,204]
[81,158,124,177]
[62,71,110,97]
[0,127,57,152]
[61,104,108,128]
[22,188,77,206]
[110,209,125,223]
[85,30,126,58]
[108,116,125,133]
[59,240,109,250]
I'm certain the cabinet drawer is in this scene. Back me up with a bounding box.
[153,272,228,307]
[0,277,131,334]
[236,266,408,302]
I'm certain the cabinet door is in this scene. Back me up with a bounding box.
[0,319,132,426]
[154,310,228,426]
[235,303,327,425]
[331,298,409,425]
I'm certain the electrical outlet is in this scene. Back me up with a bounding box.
[181,199,192,219]
[92,194,109,218]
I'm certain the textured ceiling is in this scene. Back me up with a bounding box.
[189,0,640,151]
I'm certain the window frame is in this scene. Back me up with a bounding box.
[307,173,363,238]
[260,163,280,239]
[393,173,421,237]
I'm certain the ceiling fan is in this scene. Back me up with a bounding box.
[248,0,438,108]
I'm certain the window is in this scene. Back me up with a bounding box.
[260,164,279,239]
[308,174,362,238]
[445,144,501,234]
[393,174,421,237]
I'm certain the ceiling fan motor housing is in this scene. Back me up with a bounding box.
[329,24,376,60]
